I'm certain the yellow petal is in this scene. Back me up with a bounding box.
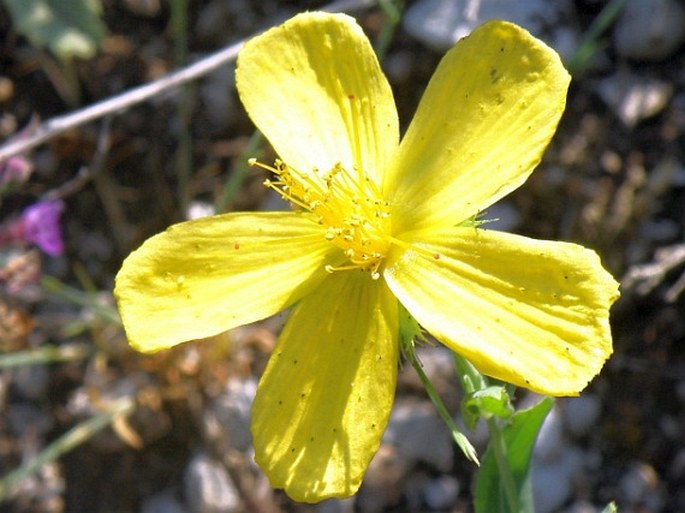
[114,212,332,353]
[384,20,570,234]
[236,12,398,184]
[383,227,619,396]
[252,271,399,502]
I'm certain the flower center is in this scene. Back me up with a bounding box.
[250,159,391,279]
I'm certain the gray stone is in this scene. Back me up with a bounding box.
[534,404,566,464]
[484,201,521,232]
[561,394,601,438]
[421,475,460,510]
[7,403,53,438]
[383,400,453,472]
[184,452,240,513]
[614,0,685,61]
[358,444,411,513]
[209,378,256,452]
[618,461,663,506]
[532,447,585,513]
[403,0,579,60]
[141,491,188,513]
[315,497,355,513]
[11,363,49,400]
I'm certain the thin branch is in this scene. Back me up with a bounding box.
[0,40,243,162]
[0,0,376,163]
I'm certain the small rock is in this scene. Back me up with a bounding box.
[614,0,685,61]
[618,461,663,508]
[186,200,216,221]
[383,400,453,472]
[398,345,458,402]
[639,218,680,243]
[195,0,257,44]
[315,497,355,513]
[184,452,240,513]
[358,444,411,513]
[596,71,673,127]
[561,394,601,438]
[7,403,53,438]
[209,378,256,452]
[11,363,49,400]
[484,201,521,232]
[199,65,237,130]
[421,475,460,510]
[141,491,188,513]
[533,447,585,513]
[561,500,603,513]
[403,0,579,60]
[12,459,65,513]
[534,404,565,464]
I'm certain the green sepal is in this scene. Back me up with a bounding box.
[462,385,514,430]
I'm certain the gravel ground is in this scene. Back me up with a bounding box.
[1,1,685,512]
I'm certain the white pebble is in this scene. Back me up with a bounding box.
[596,71,672,127]
[403,0,578,60]
[184,452,240,513]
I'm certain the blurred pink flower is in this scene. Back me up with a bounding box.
[0,155,33,186]
[0,116,38,190]
[0,199,65,256]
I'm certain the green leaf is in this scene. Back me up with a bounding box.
[601,502,618,513]
[474,397,554,513]
[3,0,106,59]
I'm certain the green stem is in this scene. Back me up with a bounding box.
[487,417,520,513]
[0,343,90,369]
[374,0,403,59]
[568,0,628,74]
[216,131,264,212]
[453,353,520,512]
[0,396,135,502]
[41,275,121,325]
[407,349,479,464]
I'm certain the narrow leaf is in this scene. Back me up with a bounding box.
[474,397,554,513]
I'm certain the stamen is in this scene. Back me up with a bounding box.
[251,158,393,277]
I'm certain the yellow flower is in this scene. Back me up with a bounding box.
[114,12,619,502]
